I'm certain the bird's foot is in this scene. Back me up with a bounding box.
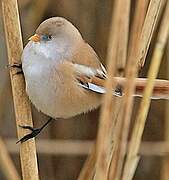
[16,125,42,144]
[6,63,23,75]
[16,118,53,144]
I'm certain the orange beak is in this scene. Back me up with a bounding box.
[28,34,40,42]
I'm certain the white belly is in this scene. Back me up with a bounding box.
[23,62,60,118]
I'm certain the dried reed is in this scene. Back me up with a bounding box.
[94,0,130,179]
[138,0,166,67]
[1,0,39,179]
[110,0,149,178]
[122,2,169,180]
[4,139,169,157]
[78,0,168,180]
[112,0,166,179]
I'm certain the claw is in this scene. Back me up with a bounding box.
[6,63,22,69]
[16,127,41,144]
[19,125,34,131]
[6,63,23,75]
[16,133,34,144]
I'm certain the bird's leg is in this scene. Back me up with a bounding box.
[16,118,53,144]
[7,62,23,75]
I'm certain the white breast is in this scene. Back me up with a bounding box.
[22,41,62,118]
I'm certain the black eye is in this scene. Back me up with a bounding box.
[42,34,52,41]
[48,35,52,39]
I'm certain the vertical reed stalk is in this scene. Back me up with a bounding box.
[110,0,149,179]
[138,0,166,67]
[122,2,169,180]
[78,0,166,179]
[110,0,165,179]
[128,0,149,60]
[1,0,39,179]
[78,146,96,180]
[94,0,130,179]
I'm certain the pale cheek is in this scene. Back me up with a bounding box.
[33,42,51,59]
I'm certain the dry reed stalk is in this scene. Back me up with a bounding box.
[111,0,165,179]
[140,141,169,156]
[122,2,169,180]
[160,40,169,180]
[94,1,130,180]
[114,0,130,75]
[79,0,165,179]
[78,146,96,180]
[78,100,123,180]
[128,0,149,60]
[78,0,129,178]
[79,0,164,179]
[0,138,20,180]
[109,0,149,178]
[138,0,166,67]
[1,0,39,179]
[106,0,133,176]
[4,139,169,156]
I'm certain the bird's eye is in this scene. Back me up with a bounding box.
[42,34,52,41]
[48,35,52,39]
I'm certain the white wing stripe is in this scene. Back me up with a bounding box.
[79,82,122,97]
[73,63,105,77]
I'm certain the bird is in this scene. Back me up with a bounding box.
[17,17,169,143]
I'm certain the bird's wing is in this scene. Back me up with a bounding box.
[71,41,169,100]
[72,61,169,100]
[70,42,122,96]
[72,63,122,96]
[76,72,169,100]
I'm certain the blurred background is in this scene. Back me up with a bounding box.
[0,0,168,179]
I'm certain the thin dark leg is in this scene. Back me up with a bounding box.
[16,118,53,144]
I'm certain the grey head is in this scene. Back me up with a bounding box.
[34,17,83,44]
